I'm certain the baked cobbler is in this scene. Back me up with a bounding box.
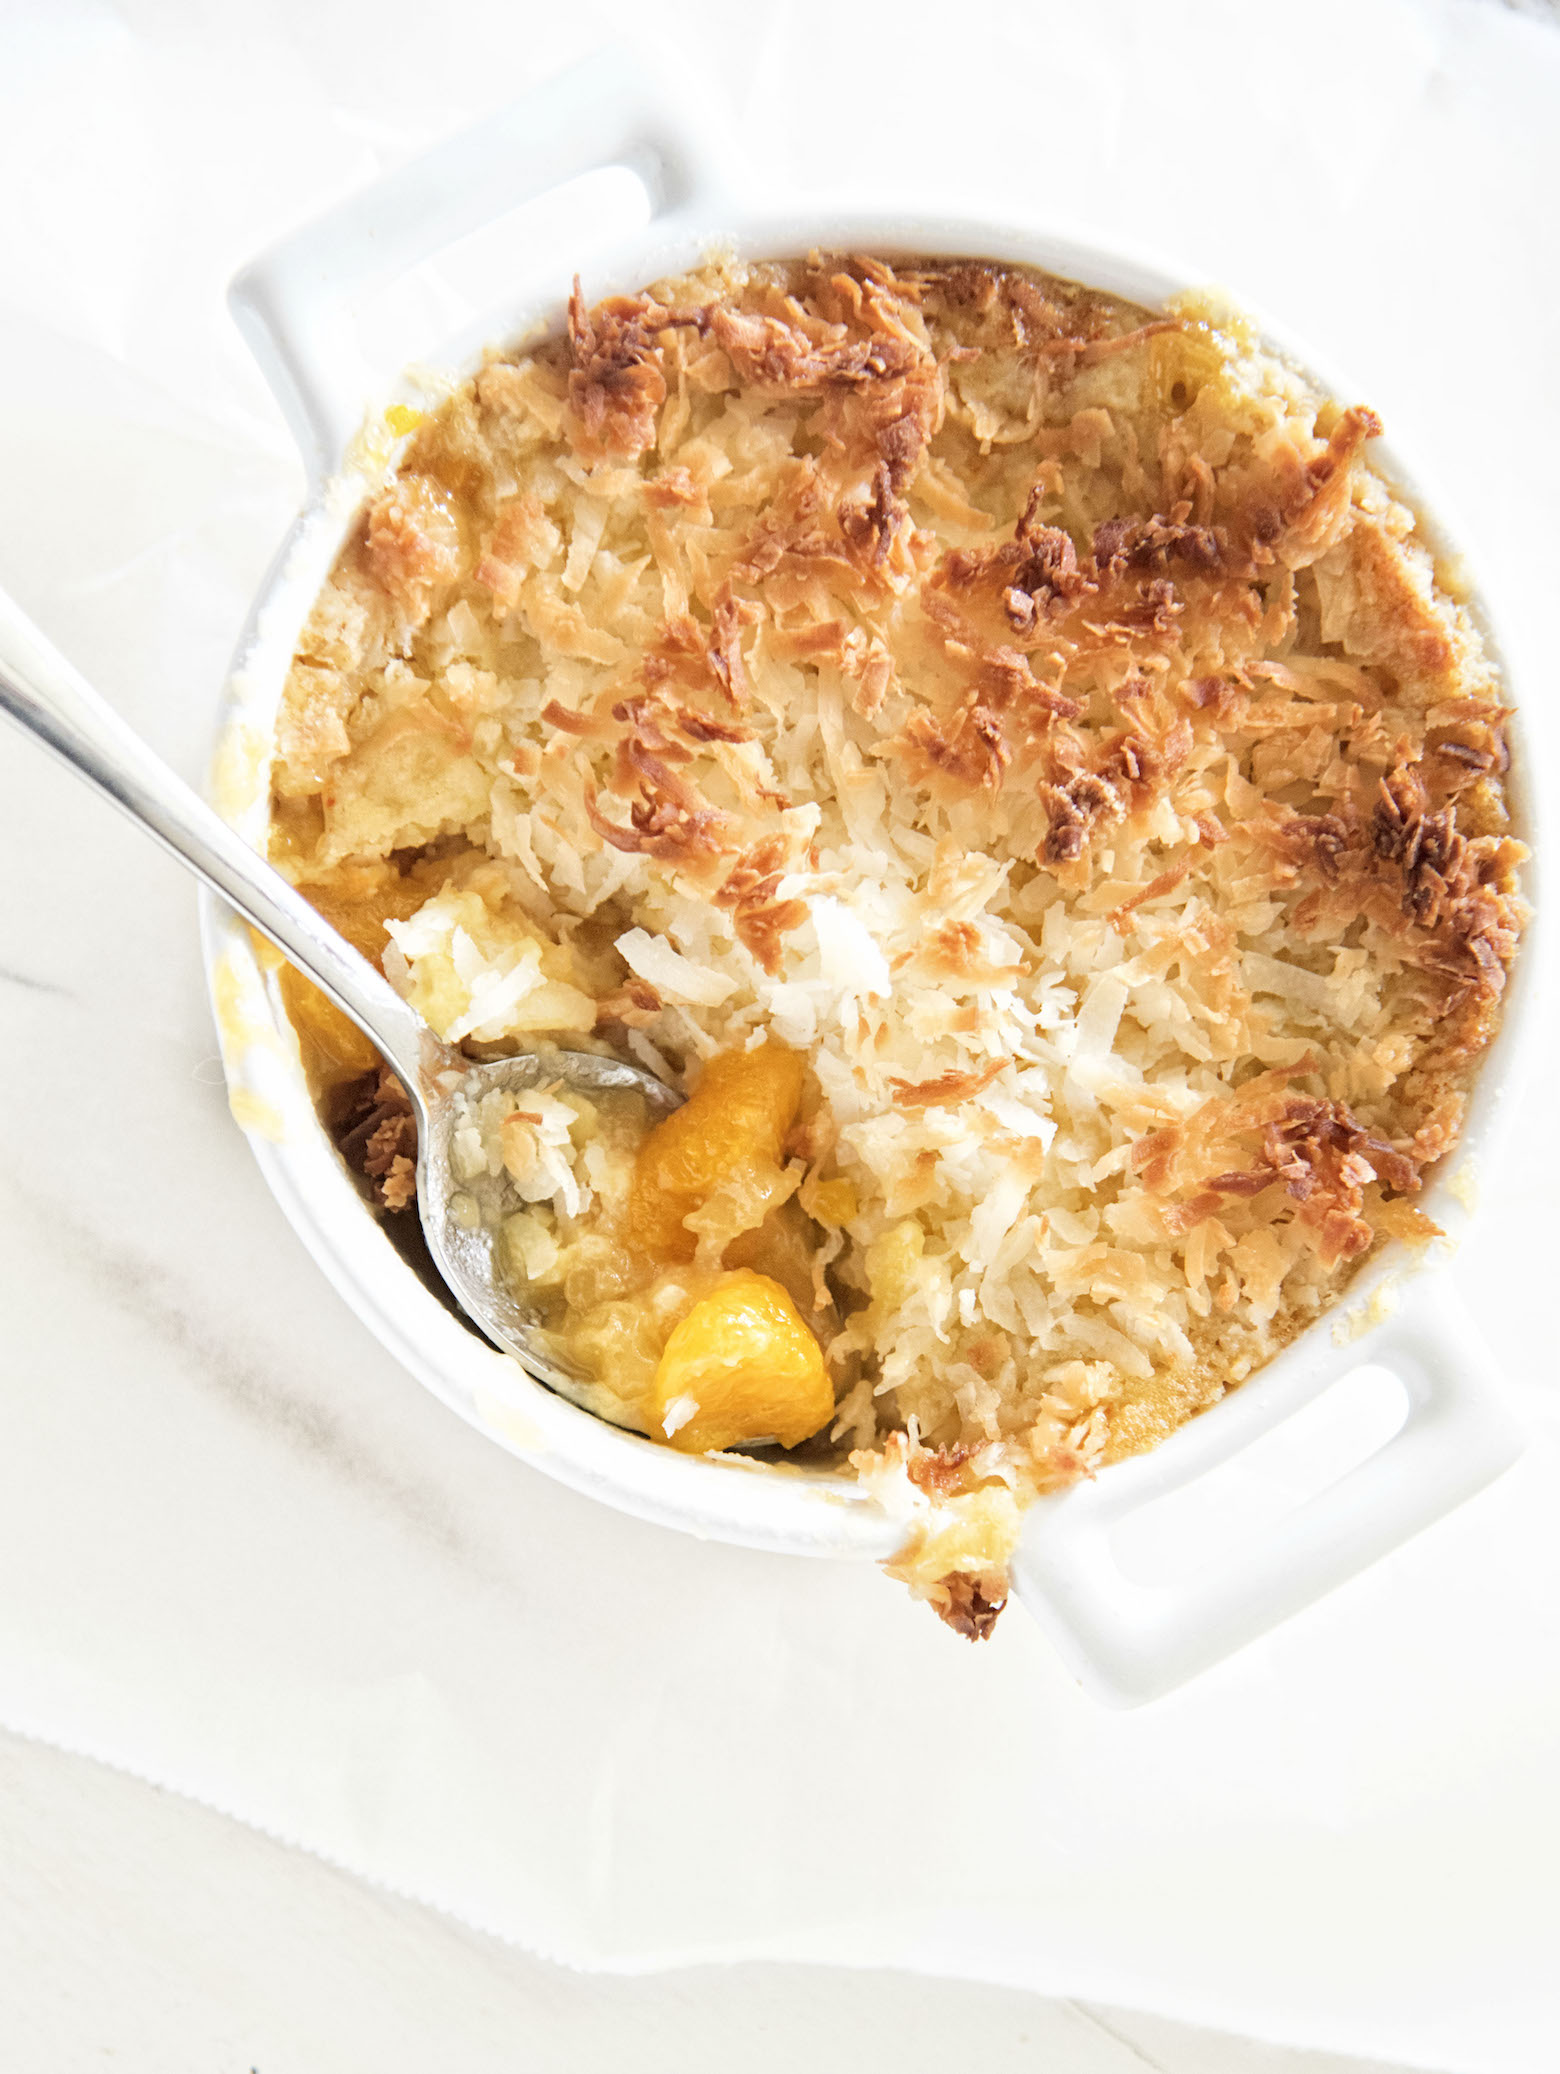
[266,255,1525,1635]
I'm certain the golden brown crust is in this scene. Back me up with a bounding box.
[272,252,1528,1611]
[1252,739,1525,1064]
[1194,1095,1426,1269]
[565,280,705,460]
[715,835,810,975]
[362,476,461,614]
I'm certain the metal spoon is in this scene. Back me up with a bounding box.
[0,588,680,1393]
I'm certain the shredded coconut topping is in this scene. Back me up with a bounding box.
[273,254,1527,1633]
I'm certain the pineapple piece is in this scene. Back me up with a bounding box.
[649,1269,833,1454]
[864,1218,925,1316]
[627,1044,805,1262]
[808,1178,858,1228]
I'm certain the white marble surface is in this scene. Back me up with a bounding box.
[1,1726,1427,2074]
[1,2,1559,2070]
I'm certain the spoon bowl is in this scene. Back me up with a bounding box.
[413,1044,681,1390]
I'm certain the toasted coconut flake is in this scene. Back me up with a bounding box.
[566,279,704,460]
[889,1060,1008,1110]
[934,1573,1008,1640]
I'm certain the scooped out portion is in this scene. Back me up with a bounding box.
[267,251,1527,1638]
[428,1039,837,1457]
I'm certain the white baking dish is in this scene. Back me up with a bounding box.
[208,50,1535,1703]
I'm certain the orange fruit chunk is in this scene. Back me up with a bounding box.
[627,1043,805,1261]
[650,1270,833,1454]
[808,1178,858,1228]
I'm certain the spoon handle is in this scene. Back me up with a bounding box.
[0,587,430,1090]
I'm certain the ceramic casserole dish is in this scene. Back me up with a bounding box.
[208,51,1535,1703]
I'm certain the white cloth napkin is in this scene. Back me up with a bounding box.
[2,2,1558,2068]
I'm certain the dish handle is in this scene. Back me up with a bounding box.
[229,48,743,482]
[1010,1273,1525,1705]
